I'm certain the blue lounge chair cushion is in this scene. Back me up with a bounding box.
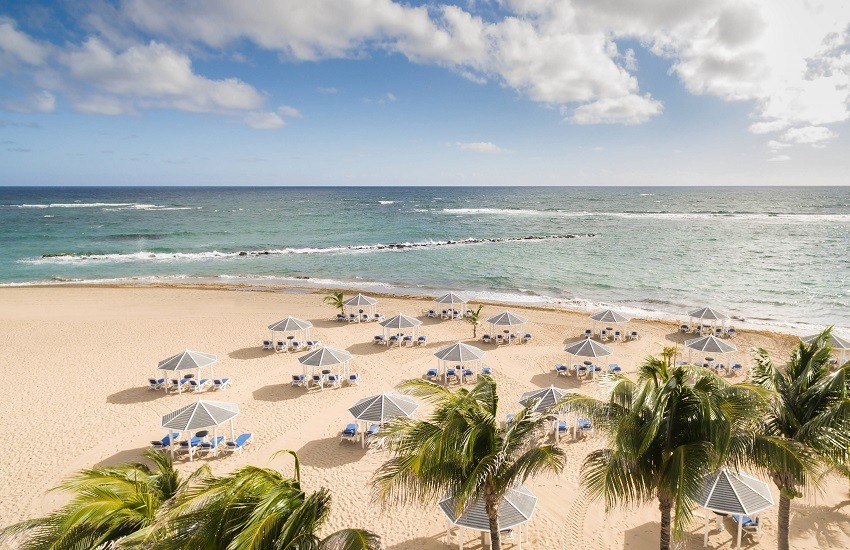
[732,515,757,527]
[577,419,592,430]
[342,423,357,436]
[201,436,225,449]
[179,437,201,447]
[481,367,492,375]
[557,421,568,432]
[227,433,253,448]
[366,424,380,436]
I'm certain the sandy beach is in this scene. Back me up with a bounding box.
[0,284,847,549]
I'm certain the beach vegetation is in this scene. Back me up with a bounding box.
[323,290,345,312]
[464,304,484,338]
[562,356,765,550]
[373,377,566,550]
[748,328,850,550]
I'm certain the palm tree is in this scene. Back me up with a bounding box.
[153,450,379,549]
[0,450,197,549]
[323,290,345,313]
[464,304,483,338]
[373,377,566,550]
[749,328,850,550]
[563,357,765,550]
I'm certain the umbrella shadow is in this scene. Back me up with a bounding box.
[95,446,150,467]
[385,534,454,549]
[307,318,346,329]
[346,341,396,356]
[252,384,305,402]
[107,386,168,404]
[529,372,585,390]
[664,331,690,344]
[228,346,272,360]
[296,435,368,468]
[789,502,850,548]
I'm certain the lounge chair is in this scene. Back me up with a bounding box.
[426,368,439,381]
[504,413,515,428]
[336,313,346,322]
[554,363,568,376]
[427,309,437,318]
[360,313,370,322]
[608,363,622,373]
[416,335,427,346]
[445,367,458,384]
[600,329,609,341]
[148,377,166,390]
[306,339,321,350]
[262,339,274,350]
[340,423,358,442]
[325,374,341,388]
[714,327,724,337]
[725,327,737,338]
[374,313,385,322]
[169,378,189,392]
[576,364,588,379]
[365,423,381,444]
[507,333,517,344]
[481,334,491,344]
[613,330,622,342]
[521,333,533,343]
[388,335,400,346]
[730,363,743,375]
[495,334,504,345]
[462,368,474,383]
[479,366,492,378]
[224,433,253,453]
[348,373,360,386]
[402,335,414,346]
[275,340,287,352]
[732,515,761,540]
[629,330,639,340]
[373,335,385,345]
[188,378,211,392]
[680,324,690,333]
[441,309,450,319]
[310,374,324,389]
[556,420,569,440]
[583,328,593,338]
[211,377,231,391]
[199,436,225,456]
[576,418,593,437]
[291,341,304,352]
[347,313,357,323]
[178,436,202,453]
[291,373,306,387]
[151,432,179,450]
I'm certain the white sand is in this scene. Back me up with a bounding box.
[0,285,847,549]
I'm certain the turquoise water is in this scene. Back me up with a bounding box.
[1,186,848,331]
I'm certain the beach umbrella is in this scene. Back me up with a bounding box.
[698,468,774,549]
[439,484,536,549]
[801,333,850,363]
[349,392,419,446]
[435,292,468,306]
[343,293,379,318]
[689,306,730,330]
[564,338,613,359]
[298,346,353,377]
[267,316,313,341]
[685,335,736,367]
[380,313,422,343]
[156,349,217,394]
[589,309,631,335]
[519,385,569,413]
[161,400,239,461]
[486,311,528,341]
[433,342,486,376]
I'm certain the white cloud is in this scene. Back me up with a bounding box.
[245,111,285,129]
[781,125,836,146]
[73,94,136,115]
[571,94,662,124]
[768,154,790,161]
[278,104,301,118]
[0,18,51,66]
[456,141,510,153]
[766,139,790,151]
[5,90,56,113]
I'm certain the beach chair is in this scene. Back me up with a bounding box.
[613,330,622,342]
[495,334,504,345]
[365,423,381,445]
[336,313,346,322]
[452,310,462,320]
[291,341,304,352]
[373,335,385,345]
[340,423,358,442]
[479,366,492,378]
[416,335,427,346]
[583,328,592,338]
[224,433,253,454]
[402,335,414,346]
[262,339,274,350]
[148,377,166,390]
[291,373,306,387]
[680,324,690,333]
[576,364,588,379]
[169,378,189,392]
[726,327,737,338]
[373,313,385,322]
[360,313,370,323]
[554,363,568,376]
[445,367,459,384]
[462,368,474,383]
[556,420,570,441]
[629,330,639,340]
[504,413,515,428]
[347,313,357,323]
[325,374,341,388]
[608,363,622,373]
[388,335,400,346]
[576,418,593,438]
[306,340,321,350]
[600,329,609,341]
[310,374,324,389]
[426,368,439,381]
[521,333,533,343]
[188,378,210,392]
[730,363,743,376]
[508,333,517,344]
[427,309,437,318]
[212,378,232,391]
[275,340,287,352]
[178,436,202,454]
[481,334,491,344]
[732,515,762,540]
[714,327,723,337]
[465,309,474,317]
[714,363,727,376]
[199,435,225,456]
[151,432,179,450]
[348,373,360,386]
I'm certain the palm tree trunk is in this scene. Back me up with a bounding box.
[485,490,500,550]
[777,493,791,550]
[659,498,673,550]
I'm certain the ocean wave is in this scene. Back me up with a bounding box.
[378,200,396,205]
[20,233,597,265]
[440,207,850,222]
[7,202,198,211]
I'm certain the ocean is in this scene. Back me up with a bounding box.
[1,186,848,333]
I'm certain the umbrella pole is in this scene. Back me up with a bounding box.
[737,520,742,549]
[703,510,709,547]
[230,419,235,442]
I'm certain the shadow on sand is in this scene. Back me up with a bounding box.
[107,386,168,404]
[528,372,586,390]
[296,436,367,468]
[228,346,271,360]
[95,447,150,467]
[252,384,305,402]
[385,534,456,550]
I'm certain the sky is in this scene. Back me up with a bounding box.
[0,0,849,186]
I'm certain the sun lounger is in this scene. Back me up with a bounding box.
[479,366,492,378]
[508,333,517,344]
[725,327,737,338]
[613,330,622,341]
[199,435,225,456]
[576,418,593,437]
[178,436,202,453]
[224,433,253,453]
[148,377,166,390]
[576,364,588,378]
[340,423,358,442]
[212,377,232,391]
[306,339,321,350]
[481,334,491,344]
[583,328,593,338]
[374,335,385,345]
[336,313,346,322]
[311,374,324,389]
[608,363,621,373]
[441,309,450,319]
[187,378,210,392]
[521,333,533,343]
[360,313,370,322]
[714,327,724,337]
[554,363,568,376]
[262,339,274,350]
[495,334,504,345]
[680,324,690,333]
[462,368,474,383]
[417,335,427,345]
[427,309,437,318]
[151,432,180,450]
[291,373,306,387]
[600,329,609,341]
[275,340,287,352]
[504,413,515,428]
[348,373,360,385]
[388,335,400,345]
[325,374,341,388]
[402,335,414,346]
[629,330,639,340]
[365,423,381,444]
[347,313,357,323]
[426,368,439,381]
[445,367,458,384]
[556,420,569,440]
[374,313,385,322]
[169,378,189,391]
[731,363,743,375]
[732,515,761,539]
[291,341,304,351]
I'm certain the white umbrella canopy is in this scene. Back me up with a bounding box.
[435,292,468,305]
[689,306,730,328]
[348,393,419,423]
[698,468,774,549]
[564,338,614,359]
[298,347,352,376]
[157,349,218,394]
[267,316,313,332]
[589,309,631,324]
[685,335,737,354]
[519,385,569,413]
[160,400,239,461]
[486,311,528,326]
[439,484,536,533]
[801,333,850,362]
[434,342,486,363]
[380,313,423,330]
[343,293,378,307]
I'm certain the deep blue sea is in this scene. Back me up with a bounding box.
[1,186,848,332]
